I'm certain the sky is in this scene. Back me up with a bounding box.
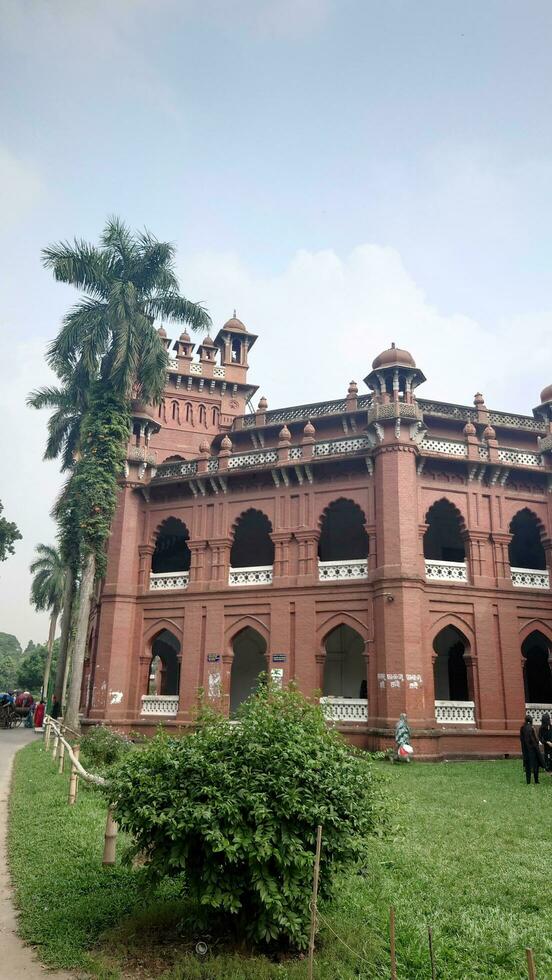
[0,0,551,644]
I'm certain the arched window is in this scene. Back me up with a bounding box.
[148,629,180,696]
[230,627,267,715]
[322,625,366,699]
[171,400,180,423]
[424,500,465,562]
[433,626,470,701]
[509,510,546,570]
[318,499,368,562]
[211,406,220,427]
[522,631,552,703]
[152,518,191,573]
[199,404,207,426]
[230,510,274,568]
[158,400,166,422]
[185,403,194,424]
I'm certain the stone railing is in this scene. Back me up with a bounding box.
[425,559,468,583]
[154,459,198,479]
[149,571,190,590]
[313,436,370,457]
[318,559,369,581]
[227,450,278,469]
[497,448,542,467]
[167,356,179,371]
[228,565,273,586]
[320,697,369,723]
[435,700,476,725]
[511,567,550,589]
[140,695,179,716]
[420,437,467,457]
[525,703,552,725]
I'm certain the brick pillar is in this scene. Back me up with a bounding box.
[187,539,208,589]
[295,529,319,584]
[210,538,232,589]
[491,532,513,587]
[465,530,493,587]
[271,531,293,585]
[138,544,154,591]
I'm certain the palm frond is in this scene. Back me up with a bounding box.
[42,240,113,297]
[146,292,211,331]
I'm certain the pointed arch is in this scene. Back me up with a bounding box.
[229,626,269,715]
[424,497,467,562]
[429,613,476,653]
[317,612,370,653]
[230,508,274,568]
[198,404,207,426]
[143,618,183,646]
[225,615,270,650]
[509,508,547,570]
[522,629,552,703]
[317,497,368,562]
[321,623,367,699]
[171,400,180,423]
[433,623,471,701]
[519,620,552,647]
[151,517,191,573]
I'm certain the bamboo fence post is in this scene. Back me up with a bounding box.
[102,806,118,866]
[307,825,323,980]
[68,745,80,805]
[52,730,59,762]
[58,740,65,774]
[428,925,436,980]
[44,719,51,749]
[526,947,536,980]
[390,907,397,980]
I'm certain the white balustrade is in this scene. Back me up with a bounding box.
[497,448,542,467]
[511,567,550,589]
[320,697,368,723]
[420,437,467,457]
[140,695,179,716]
[166,357,179,371]
[318,559,368,582]
[435,700,476,725]
[228,565,273,586]
[525,704,552,725]
[425,559,468,583]
[149,571,190,590]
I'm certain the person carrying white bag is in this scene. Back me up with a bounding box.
[395,712,414,762]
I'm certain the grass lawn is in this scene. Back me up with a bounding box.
[8,741,552,979]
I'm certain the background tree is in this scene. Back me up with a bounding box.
[0,633,22,691]
[0,500,22,562]
[30,543,65,699]
[43,217,210,729]
[17,640,59,693]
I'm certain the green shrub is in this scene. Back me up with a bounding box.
[80,724,132,772]
[106,684,388,949]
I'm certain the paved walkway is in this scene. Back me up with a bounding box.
[0,728,76,978]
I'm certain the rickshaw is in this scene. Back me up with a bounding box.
[0,696,21,728]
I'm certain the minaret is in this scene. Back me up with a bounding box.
[364,345,432,733]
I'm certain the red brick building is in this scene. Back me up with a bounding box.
[83,317,552,758]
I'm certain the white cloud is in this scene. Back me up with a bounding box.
[183,243,552,413]
[0,147,41,227]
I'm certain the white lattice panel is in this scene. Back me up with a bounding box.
[166,357,179,371]
[140,695,179,716]
[149,571,190,590]
[425,559,468,582]
[228,565,273,586]
[228,450,278,469]
[313,437,370,457]
[320,697,368,723]
[155,460,198,479]
[207,457,219,472]
[497,448,542,467]
[511,567,550,589]
[420,438,467,457]
[318,559,368,581]
[213,366,226,378]
[525,703,552,725]
[490,412,545,432]
[289,447,303,460]
[435,700,475,725]
[478,446,490,460]
[189,363,203,375]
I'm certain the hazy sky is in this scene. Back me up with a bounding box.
[1,0,551,644]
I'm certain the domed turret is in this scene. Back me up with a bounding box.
[541,384,552,405]
[372,343,416,371]
[364,342,425,406]
[222,315,247,333]
[157,325,167,338]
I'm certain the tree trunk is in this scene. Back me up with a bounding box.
[54,567,74,702]
[64,552,95,732]
[41,611,58,701]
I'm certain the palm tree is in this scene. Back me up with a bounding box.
[43,217,211,730]
[27,361,90,472]
[30,544,66,700]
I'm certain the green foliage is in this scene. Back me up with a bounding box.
[30,542,66,615]
[0,654,18,690]
[0,632,22,659]
[80,725,132,772]
[17,640,59,692]
[0,499,22,562]
[107,686,388,949]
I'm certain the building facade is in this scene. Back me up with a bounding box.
[83,317,552,758]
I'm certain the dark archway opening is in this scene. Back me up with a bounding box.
[230,510,274,568]
[318,499,369,562]
[149,629,181,696]
[433,626,470,701]
[152,518,191,573]
[509,510,546,570]
[424,500,465,562]
[323,624,366,698]
[522,632,552,703]
[230,627,267,714]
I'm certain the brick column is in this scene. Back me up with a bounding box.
[138,544,154,591]
[464,530,493,587]
[187,539,208,588]
[295,529,319,584]
[271,531,293,584]
[209,537,232,589]
[491,532,513,587]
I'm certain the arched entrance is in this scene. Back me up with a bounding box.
[321,625,367,722]
[424,499,467,582]
[230,627,268,714]
[149,629,180,695]
[522,631,552,704]
[150,518,191,590]
[433,625,475,725]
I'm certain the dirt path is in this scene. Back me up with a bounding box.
[0,728,77,978]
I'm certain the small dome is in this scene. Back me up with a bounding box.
[220,434,232,451]
[203,335,215,346]
[199,438,210,454]
[372,343,416,370]
[540,384,552,404]
[257,395,268,411]
[463,421,476,436]
[473,392,485,406]
[483,424,496,441]
[157,325,167,338]
[279,424,291,443]
[179,330,190,342]
[304,420,315,437]
[348,380,359,395]
[223,315,247,333]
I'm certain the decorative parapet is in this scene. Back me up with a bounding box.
[510,567,549,589]
[313,436,370,457]
[320,697,368,723]
[425,559,468,583]
[497,448,542,467]
[420,437,467,458]
[228,450,278,469]
[318,559,369,581]
[154,459,198,479]
[435,700,475,725]
[149,571,190,590]
[525,703,552,725]
[368,402,423,424]
[538,434,552,455]
[140,695,179,716]
[228,565,273,586]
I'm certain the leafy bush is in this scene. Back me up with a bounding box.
[106,684,388,949]
[80,725,132,772]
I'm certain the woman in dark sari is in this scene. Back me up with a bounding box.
[538,711,552,772]
[520,715,545,784]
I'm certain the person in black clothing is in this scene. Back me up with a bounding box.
[50,695,61,720]
[538,712,552,772]
[520,715,544,784]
